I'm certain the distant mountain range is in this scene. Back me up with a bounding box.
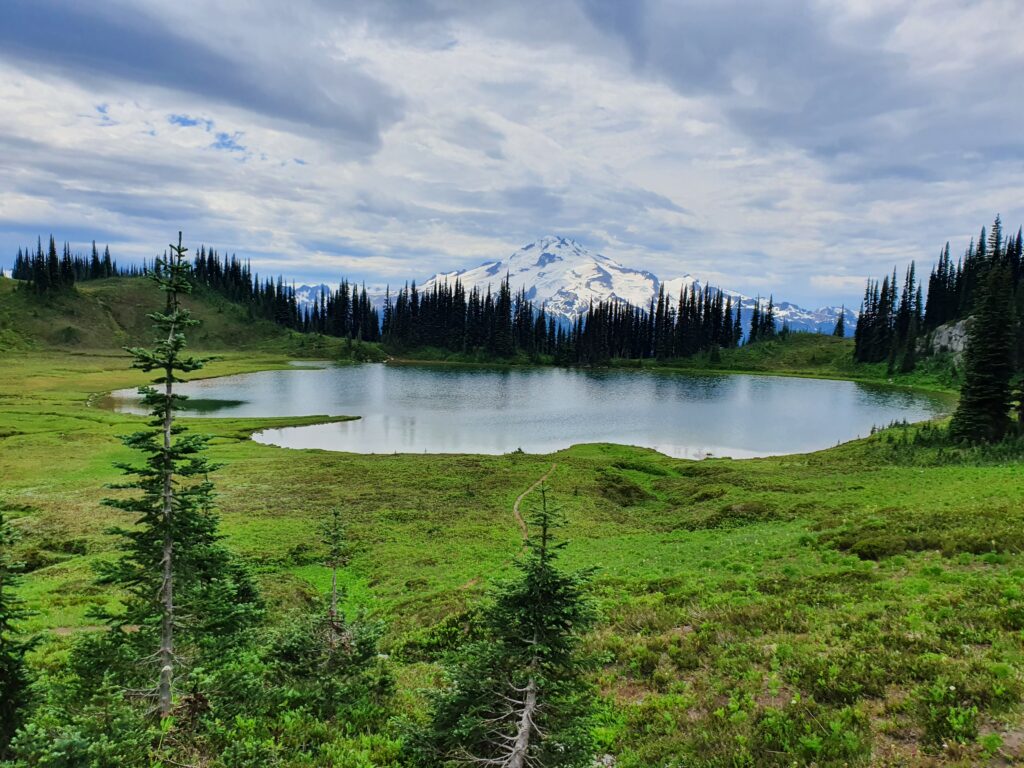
[295,236,857,336]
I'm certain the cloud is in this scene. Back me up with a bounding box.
[446,117,506,159]
[0,0,404,153]
[576,0,1024,186]
[810,274,870,294]
[0,1,1022,305]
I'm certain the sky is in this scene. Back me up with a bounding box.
[1,0,1022,307]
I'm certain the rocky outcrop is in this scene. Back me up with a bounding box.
[921,317,972,364]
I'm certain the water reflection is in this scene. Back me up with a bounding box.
[105,363,949,459]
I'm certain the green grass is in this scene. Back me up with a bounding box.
[3,277,1024,764]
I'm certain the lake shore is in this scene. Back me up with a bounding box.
[98,354,950,459]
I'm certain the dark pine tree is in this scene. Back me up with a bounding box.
[949,265,1018,443]
[46,236,60,292]
[97,233,261,718]
[749,298,761,344]
[419,486,595,768]
[0,509,35,759]
[320,508,351,653]
[833,306,846,337]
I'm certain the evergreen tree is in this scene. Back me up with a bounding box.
[722,296,734,347]
[949,265,1018,442]
[102,245,114,277]
[46,236,60,291]
[761,295,776,339]
[89,241,102,279]
[0,510,35,759]
[320,508,351,653]
[259,507,392,728]
[900,308,919,373]
[420,487,594,767]
[98,232,261,717]
[833,306,846,337]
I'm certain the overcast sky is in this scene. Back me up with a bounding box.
[1,0,1022,306]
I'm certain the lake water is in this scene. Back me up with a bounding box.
[106,363,948,459]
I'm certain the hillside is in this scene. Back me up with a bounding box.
[0,276,375,357]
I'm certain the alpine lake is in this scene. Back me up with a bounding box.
[105,362,950,460]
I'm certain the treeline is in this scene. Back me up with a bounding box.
[855,215,1024,443]
[382,278,550,357]
[191,246,382,341]
[7,238,385,343]
[853,263,923,371]
[924,217,1024,331]
[9,238,799,363]
[566,285,772,364]
[855,216,1024,372]
[381,277,770,364]
[10,236,135,293]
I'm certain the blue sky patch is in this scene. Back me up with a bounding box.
[169,114,213,131]
[210,132,246,152]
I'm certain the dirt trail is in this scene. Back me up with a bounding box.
[511,462,557,541]
[459,462,557,590]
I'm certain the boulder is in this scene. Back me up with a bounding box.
[921,317,972,364]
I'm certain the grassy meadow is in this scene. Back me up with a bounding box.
[2,276,1024,765]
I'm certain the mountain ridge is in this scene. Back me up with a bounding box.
[422,236,857,335]
[295,236,858,336]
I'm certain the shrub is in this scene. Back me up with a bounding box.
[596,471,652,506]
[753,698,871,766]
[915,678,979,746]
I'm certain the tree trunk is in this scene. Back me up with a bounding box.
[328,563,338,652]
[158,316,176,718]
[507,677,538,768]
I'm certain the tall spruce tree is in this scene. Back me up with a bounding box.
[98,232,260,718]
[900,308,919,373]
[833,306,846,337]
[949,265,1018,442]
[321,508,351,652]
[0,510,35,759]
[421,486,594,767]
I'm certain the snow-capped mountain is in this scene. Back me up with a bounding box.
[420,236,857,335]
[294,283,331,307]
[292,236,856,335]
[754,299,858,336]
[293,282,389,308]
[662,277,856,336]
[422,236,659,320]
